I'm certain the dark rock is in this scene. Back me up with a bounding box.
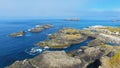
[107,51,116,57]
[87,59,101,68]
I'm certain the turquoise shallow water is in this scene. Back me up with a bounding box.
[0,19,120,68]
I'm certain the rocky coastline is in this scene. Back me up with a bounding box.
[7,25,120,68]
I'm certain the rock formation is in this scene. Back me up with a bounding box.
[7,26,120,68]
[7,51,81,68]
[29,24,53,33]
[9,31,25,37]
[36,28,88,48]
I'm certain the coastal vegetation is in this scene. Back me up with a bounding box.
[110,49,120,68]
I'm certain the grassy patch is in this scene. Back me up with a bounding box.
[65,34,81,40]
[63,28,80,34]
[110,50,120,67]
[101,27,120,32]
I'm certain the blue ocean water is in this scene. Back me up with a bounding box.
[0,19,120,68]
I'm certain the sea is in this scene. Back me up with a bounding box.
[0,19,120,68]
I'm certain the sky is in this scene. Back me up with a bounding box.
[0,0,120,20]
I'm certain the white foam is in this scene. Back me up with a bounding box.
[44,46,49,49]
[25,47,43,55]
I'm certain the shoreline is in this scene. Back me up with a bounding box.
[7,25,120,68]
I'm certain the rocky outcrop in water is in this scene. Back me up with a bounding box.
[9,24,53,37]
[9,31,26,37]
[29,24,53,33]
[65,18,80,21]
[36,28,88,48]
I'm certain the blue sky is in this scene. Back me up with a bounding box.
[0,0,120,20]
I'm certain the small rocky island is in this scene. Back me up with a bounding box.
[7,25,120,68]
[9,31,26,37]
[65,18,80,21]
[28,24,53,33]
[36,28,87,48]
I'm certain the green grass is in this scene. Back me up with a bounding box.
[110,49,120,67]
